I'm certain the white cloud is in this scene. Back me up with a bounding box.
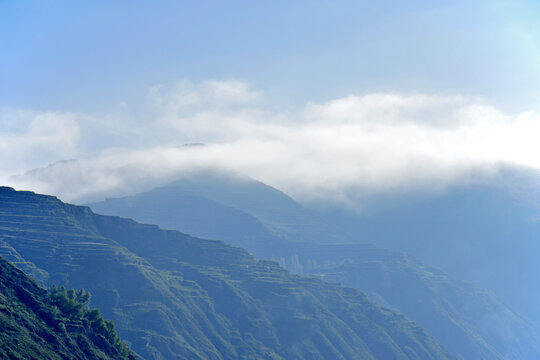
[0,109,81,175]
[303,93,477,127]
[200,80,261,104]
[146,80,263,141]
[4,81,540,204]
[148,80,260,114]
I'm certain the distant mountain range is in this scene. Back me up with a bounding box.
[88,169,540,360]
[0,186,453,360]
[315,166,540,325]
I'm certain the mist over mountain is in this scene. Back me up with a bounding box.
[0,186,454,360]
[312,166,540,324]
[89,171,354,244]
[88,169,540,359]
[4,1,540,359]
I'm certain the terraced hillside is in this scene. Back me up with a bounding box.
[88,174,540,360]
[0,186,454,360]
[273,243,540,360]
[0,256,136,359]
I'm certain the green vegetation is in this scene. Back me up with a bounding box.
[0,256,137,359]
[0,186,453,359]
[47,286,134,358]
[88,173,540,360]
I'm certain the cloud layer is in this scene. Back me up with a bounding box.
[2,80,539,204]
[0,109,81,175]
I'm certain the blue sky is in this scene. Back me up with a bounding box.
[1,0,539,113]
[2,0,540,201]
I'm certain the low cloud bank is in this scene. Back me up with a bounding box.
[2,80,539,204]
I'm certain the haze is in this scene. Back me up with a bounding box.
[1,0,539,203]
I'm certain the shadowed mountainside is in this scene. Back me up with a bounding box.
[316,167,540,325]
[88,171,540,360]
[0,186,453,360]
[0,256,137,359]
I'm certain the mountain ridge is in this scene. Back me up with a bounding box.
[0,186,453,360]
[88,172,540,360]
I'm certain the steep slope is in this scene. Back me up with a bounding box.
[88,174,540,360]
[315,166,540,325]
[0,256,137,360]
[270,243,540,360]
[100,171,352,244]
[89,182,287,250]
[0,186,453,360]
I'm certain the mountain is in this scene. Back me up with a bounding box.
[0,186,453,360]
[271,242,540,360]
[0,255,136,359]
[88,171,540,360]
[89,180,286,251]
[113,171,353,244]
[314,166,540,325]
